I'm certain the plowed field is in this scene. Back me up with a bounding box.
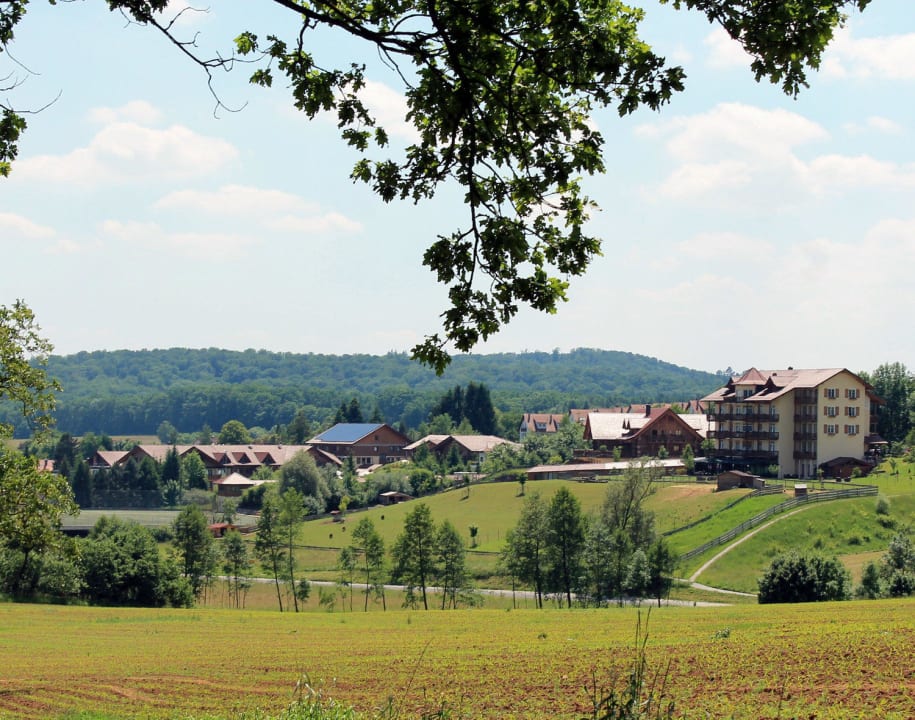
[2,600,914,719]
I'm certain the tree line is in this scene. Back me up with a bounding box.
[501,461,676,607]
[0,347,722,437]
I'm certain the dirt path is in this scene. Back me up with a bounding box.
[686,505,814,593]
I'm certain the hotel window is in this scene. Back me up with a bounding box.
[845,406,859,417]
[825,387,838,399]
[846,388,859,400]
[824,424,838,435]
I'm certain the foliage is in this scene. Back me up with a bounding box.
[861,362,914,443]
[280,450,330,513]
[81,516,193,607]
[222,529,253,609]
[545,486,586,607]
[172,504,216,599]
[0,300,60,437]
[391,503,436,610]
[350,517,387,611]
[430,382,496,435]
[433,520,469,609]
[757,551,852,604]
[182,451,209,491]
[218,419,252,444]
[14,348,724,438]
[0,449,78,596]
[279,489,308,612]
[255,487,288,612]
[501,491,549,607]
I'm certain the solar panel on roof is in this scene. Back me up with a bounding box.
[315,423,383,443]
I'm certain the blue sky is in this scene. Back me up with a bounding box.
[2,0,913,375]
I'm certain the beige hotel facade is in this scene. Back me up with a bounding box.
[702,368,881,479]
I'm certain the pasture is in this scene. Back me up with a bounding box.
[3,599,915,719]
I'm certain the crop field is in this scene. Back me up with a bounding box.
[3,599,915,720]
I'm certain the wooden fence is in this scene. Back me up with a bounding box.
[679,484,878,562]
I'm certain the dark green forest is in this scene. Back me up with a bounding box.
[2,348,723,437]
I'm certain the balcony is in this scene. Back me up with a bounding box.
[710,449,778,461]
[709,429,778,441]
[744,431,780,441]
[794,431,818,440]
[793,450,817,460]
[708,410,779,422]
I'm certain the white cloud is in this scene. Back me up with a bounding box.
[155,184,363,234]
[88,101,164,126]
[640,103,828,163]
[360,80,418,142]
[639,103,914,203]
[656,160,753,200]
[0,212,55,239]
[267,213,363,234]
[805,155,915,192]
[824,28,915,80]
[101,220,256,260]
[676,232,774,261]
[156,185,318,216]
[17,122,237,185]
[704,27,752,69]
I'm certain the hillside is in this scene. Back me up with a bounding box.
[5,347,723,436]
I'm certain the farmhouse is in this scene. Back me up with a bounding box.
[307,423,410,468]
[405,434,521,466]
[582,406,709,458]
[87,443,342,480]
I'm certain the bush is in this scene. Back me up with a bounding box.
[758,551,852,604]
[876,496,891,516]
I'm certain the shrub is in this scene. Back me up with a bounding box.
[876,496,891,516]
[758,551,852,604]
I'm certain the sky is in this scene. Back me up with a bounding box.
[2,0,914,375]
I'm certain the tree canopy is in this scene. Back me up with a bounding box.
[0,1,870,370]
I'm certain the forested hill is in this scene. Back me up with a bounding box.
[9,348,723,437]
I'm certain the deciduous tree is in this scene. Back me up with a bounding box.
[172,504,216,599]
[501,491,548,607]
[351,517,387,611]
[546,487,586,608]
[222,529,253,608]
[392,502,436,609]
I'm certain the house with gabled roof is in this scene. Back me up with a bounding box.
[405,434,521,466]
[308,423,410,468]
[702,367,882,479]
[518,413,565,441]
[88,443,341,480]
[583,406,708,459]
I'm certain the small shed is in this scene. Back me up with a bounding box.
[378,490,413,506]
[794,483,808,498]
[716,470,765,491]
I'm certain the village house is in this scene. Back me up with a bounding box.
[581,405,710,459]
[405,434,521,466]
[307,423,410,468]
[87,443,342,481]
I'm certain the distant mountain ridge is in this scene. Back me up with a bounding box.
[6,348,723,436]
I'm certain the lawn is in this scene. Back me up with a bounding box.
[693,493,915,593]
[3,599,915,719]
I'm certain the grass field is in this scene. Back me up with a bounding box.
[3,599,915,720]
